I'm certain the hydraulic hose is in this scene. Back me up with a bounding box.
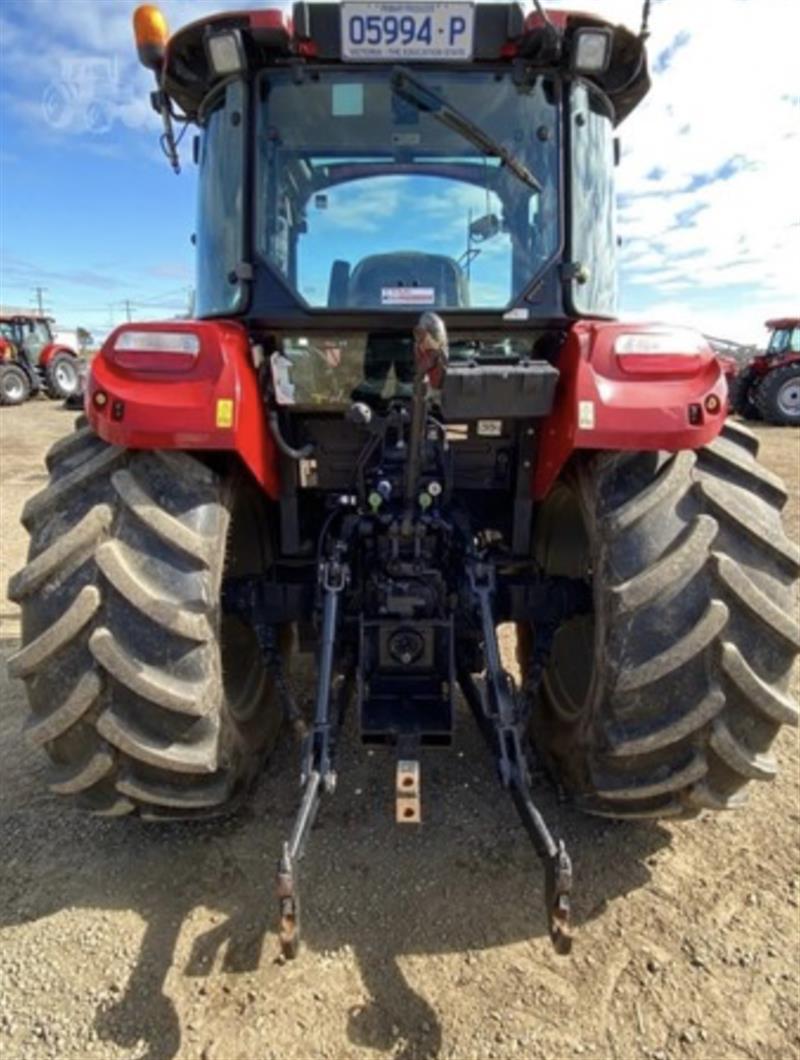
[268,410,315,460]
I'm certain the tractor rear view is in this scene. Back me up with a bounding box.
[0,313,81,405]
[7,2,798,958]
[731,317,800,425]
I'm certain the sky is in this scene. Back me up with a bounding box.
[0,0,798,344]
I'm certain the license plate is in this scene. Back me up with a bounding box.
[341,2,474,62]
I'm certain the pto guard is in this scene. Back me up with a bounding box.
[87,320,281,498]
[534,321,727,498]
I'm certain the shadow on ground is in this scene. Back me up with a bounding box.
[1,637,670,1060]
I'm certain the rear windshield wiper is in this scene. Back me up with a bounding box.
[390,66,542,194]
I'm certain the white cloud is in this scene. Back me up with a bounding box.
[545,0,800,341]
[2,0,797,340]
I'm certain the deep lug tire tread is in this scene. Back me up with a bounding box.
[9,424,282,817]
[754,362,800,426]
[529,420,799,818]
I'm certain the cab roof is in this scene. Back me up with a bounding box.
[162,3,649,124]
[766,317,800,329]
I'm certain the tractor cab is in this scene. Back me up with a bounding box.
[0,315,50,361]
[134,2,649,334]
[765,318,800,358]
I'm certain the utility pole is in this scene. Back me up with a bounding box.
[33,286,48,317]
[124,299,132,323]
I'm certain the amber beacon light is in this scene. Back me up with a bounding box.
[133,4,169,70]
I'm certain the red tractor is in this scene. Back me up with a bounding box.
[731,317,800,425]
[8,3,798,958]
[0,313,81,406]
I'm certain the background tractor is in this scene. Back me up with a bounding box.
[0,313,81,405]
[730,317,800,425]
[7,2,798,957]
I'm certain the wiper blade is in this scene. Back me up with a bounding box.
[391,66,542,194]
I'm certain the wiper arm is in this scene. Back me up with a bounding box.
[391,66,542,194]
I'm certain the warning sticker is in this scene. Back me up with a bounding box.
[381,287,435,306]
[216,398,234,428]
[578,400,595,430]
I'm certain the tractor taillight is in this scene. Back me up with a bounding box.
[115,330,200,356]
[109,328,201,372]
[614,328,711,375]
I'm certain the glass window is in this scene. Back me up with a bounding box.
[569,82,616,316]
[255,69,559,311]
[25,321,52,357]
[195,80,246,317]
[768,326,800,354]
[271,330,540,409]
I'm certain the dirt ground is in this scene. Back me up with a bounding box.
[1,400,798,1060]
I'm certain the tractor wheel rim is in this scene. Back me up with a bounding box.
[55,362,78,393]
[777,378,800,416]
[3,376,24,401]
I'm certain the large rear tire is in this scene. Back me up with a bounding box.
[44,352,80,400]
[754,363,800,426]
[521,421,799,818]
[728,366,762,420]
[0,364,31,406]
[8,421,286,818]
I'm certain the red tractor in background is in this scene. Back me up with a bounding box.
[731,317,800,425]
[7,2,799,958]
[0,313,81,406]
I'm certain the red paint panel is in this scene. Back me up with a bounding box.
[39,344,76,367]
[534,321,727,499]
[87,320,281,498]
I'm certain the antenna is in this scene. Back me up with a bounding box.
[640,0,653,41]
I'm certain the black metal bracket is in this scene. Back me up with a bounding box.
[461,559,573,954]
[276,549,352,959]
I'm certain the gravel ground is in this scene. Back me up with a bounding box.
[1,401,798,1060]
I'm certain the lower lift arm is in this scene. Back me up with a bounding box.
[460,559,573,955]
[276,546,353,959]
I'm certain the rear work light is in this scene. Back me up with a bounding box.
[614,328,711,375]
[571,28,612,73]
[114,330,200,356]
[205,29,247,76]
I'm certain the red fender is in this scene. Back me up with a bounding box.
[87,320,281,498]
[534,321,727,499]
[39,343,77,368]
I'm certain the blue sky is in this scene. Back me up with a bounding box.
[1,0,797,343]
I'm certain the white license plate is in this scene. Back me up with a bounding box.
[341,2,474,62]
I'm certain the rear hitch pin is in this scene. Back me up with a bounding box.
[396,758,421,824]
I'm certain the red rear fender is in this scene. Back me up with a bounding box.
[535,321,727,498]
[39,344,77,367]
[87,320,280,498]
